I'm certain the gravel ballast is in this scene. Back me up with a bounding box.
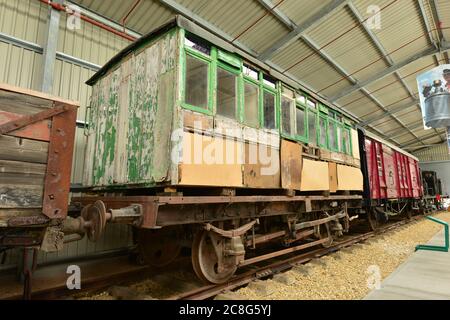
[236,212,450,300]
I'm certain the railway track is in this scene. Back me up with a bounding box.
[169,217,418,300]
[3,215,422,300]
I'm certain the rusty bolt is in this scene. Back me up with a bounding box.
[49,194,55,200]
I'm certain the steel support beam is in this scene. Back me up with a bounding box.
[66,0,142,39]
[0,32,101,71]
[418,0,438,47]
[258,0,348,61]
[256,0,296,30]
[388,121,425,139]
[158,0,258,57]
[41,0,63,93]
[401,130,447,148]
[359,99,419,127]
[269,9,422,145]
[329,47,440,102]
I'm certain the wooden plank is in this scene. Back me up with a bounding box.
[151,69,175,182]
[300,159,329,191]
[0,159,46,175]
[280,139,302,190]
[0,135,48,163]
[329,162,338,193]
[243,143,280,189]
[183,109,213,132]
[0,173,45,186]
[179,132,243,187]
[0,82,79,107]
[337,164,363,191]
[0,184,43,208]
[0,111,50,141]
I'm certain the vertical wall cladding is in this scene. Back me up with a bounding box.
[85,29,178,187]
[0,0,135,267]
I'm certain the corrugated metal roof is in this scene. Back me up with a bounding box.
[414,142,450,161]
[68,0,449,150]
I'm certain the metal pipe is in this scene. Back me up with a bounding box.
[120,0,142,31]
[38,0,136,42]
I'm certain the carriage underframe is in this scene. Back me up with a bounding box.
[69,194,362,283]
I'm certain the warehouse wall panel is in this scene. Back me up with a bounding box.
[0,0,134,269]
[414,143,450,162]
[0,0,47,46]
[419,162,450,197]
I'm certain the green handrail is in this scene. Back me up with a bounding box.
[415,216,449,253]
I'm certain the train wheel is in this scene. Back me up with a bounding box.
[137,226,182,268]
[315,222,333,248]
[367,209,379,231]
[191,230,237,284]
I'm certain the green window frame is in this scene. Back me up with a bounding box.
[281,94,295,137]
[307,107,318,146]
[318,114,328,149]
[262,88,278,130]
[242,76,261,128]
[327,118,339,152]
[342,125,352,155]
[294,103,308,143]
[216,62,241,120]
[261,73,279,130]
[182,46,214,115]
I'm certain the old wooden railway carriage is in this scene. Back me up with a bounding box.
[70,16,421,283]
[0,16,424,284]
[73,16,365,283]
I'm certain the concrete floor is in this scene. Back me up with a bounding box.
[365,229,450,300]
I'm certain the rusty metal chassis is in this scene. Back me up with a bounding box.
[72,194,362,229]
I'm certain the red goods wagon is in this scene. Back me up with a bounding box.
[364,133,422,201]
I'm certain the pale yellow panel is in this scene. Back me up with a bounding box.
[351,129,360,160]
[300,159,329,191]
[337,165,363,191]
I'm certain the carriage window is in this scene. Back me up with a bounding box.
[263,74,276,89]
[281,97,293,135]
[185,55,209,109]
[337,126,343,152]
[328,121,338,151]
[308,111,317,145]
[296,94,306,106]
[243,65,259,81]
[307,99,316,109]
[217,68,237,119]
[342,128,351,154]
[244,82,259,127]
[185,35,211,56]
[319,116,327,147]
[296,106,306,137]
[263,91,276,129]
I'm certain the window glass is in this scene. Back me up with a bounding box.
[244,82,259,127]
[342,129,351,154]
[296,94,306,105]
[319,116,327,147]
[216,68,237,119]
[328,121,337,150]
[263,75,276,89]
[185,55,209,109]
[296,107,305,137]
[281,97,293,135]
[308,111,317,145]
[243,65,259,80]
[185,35,211,55]
[307,99,316,109]
[337,126,343,152]
[263,91,276,129]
